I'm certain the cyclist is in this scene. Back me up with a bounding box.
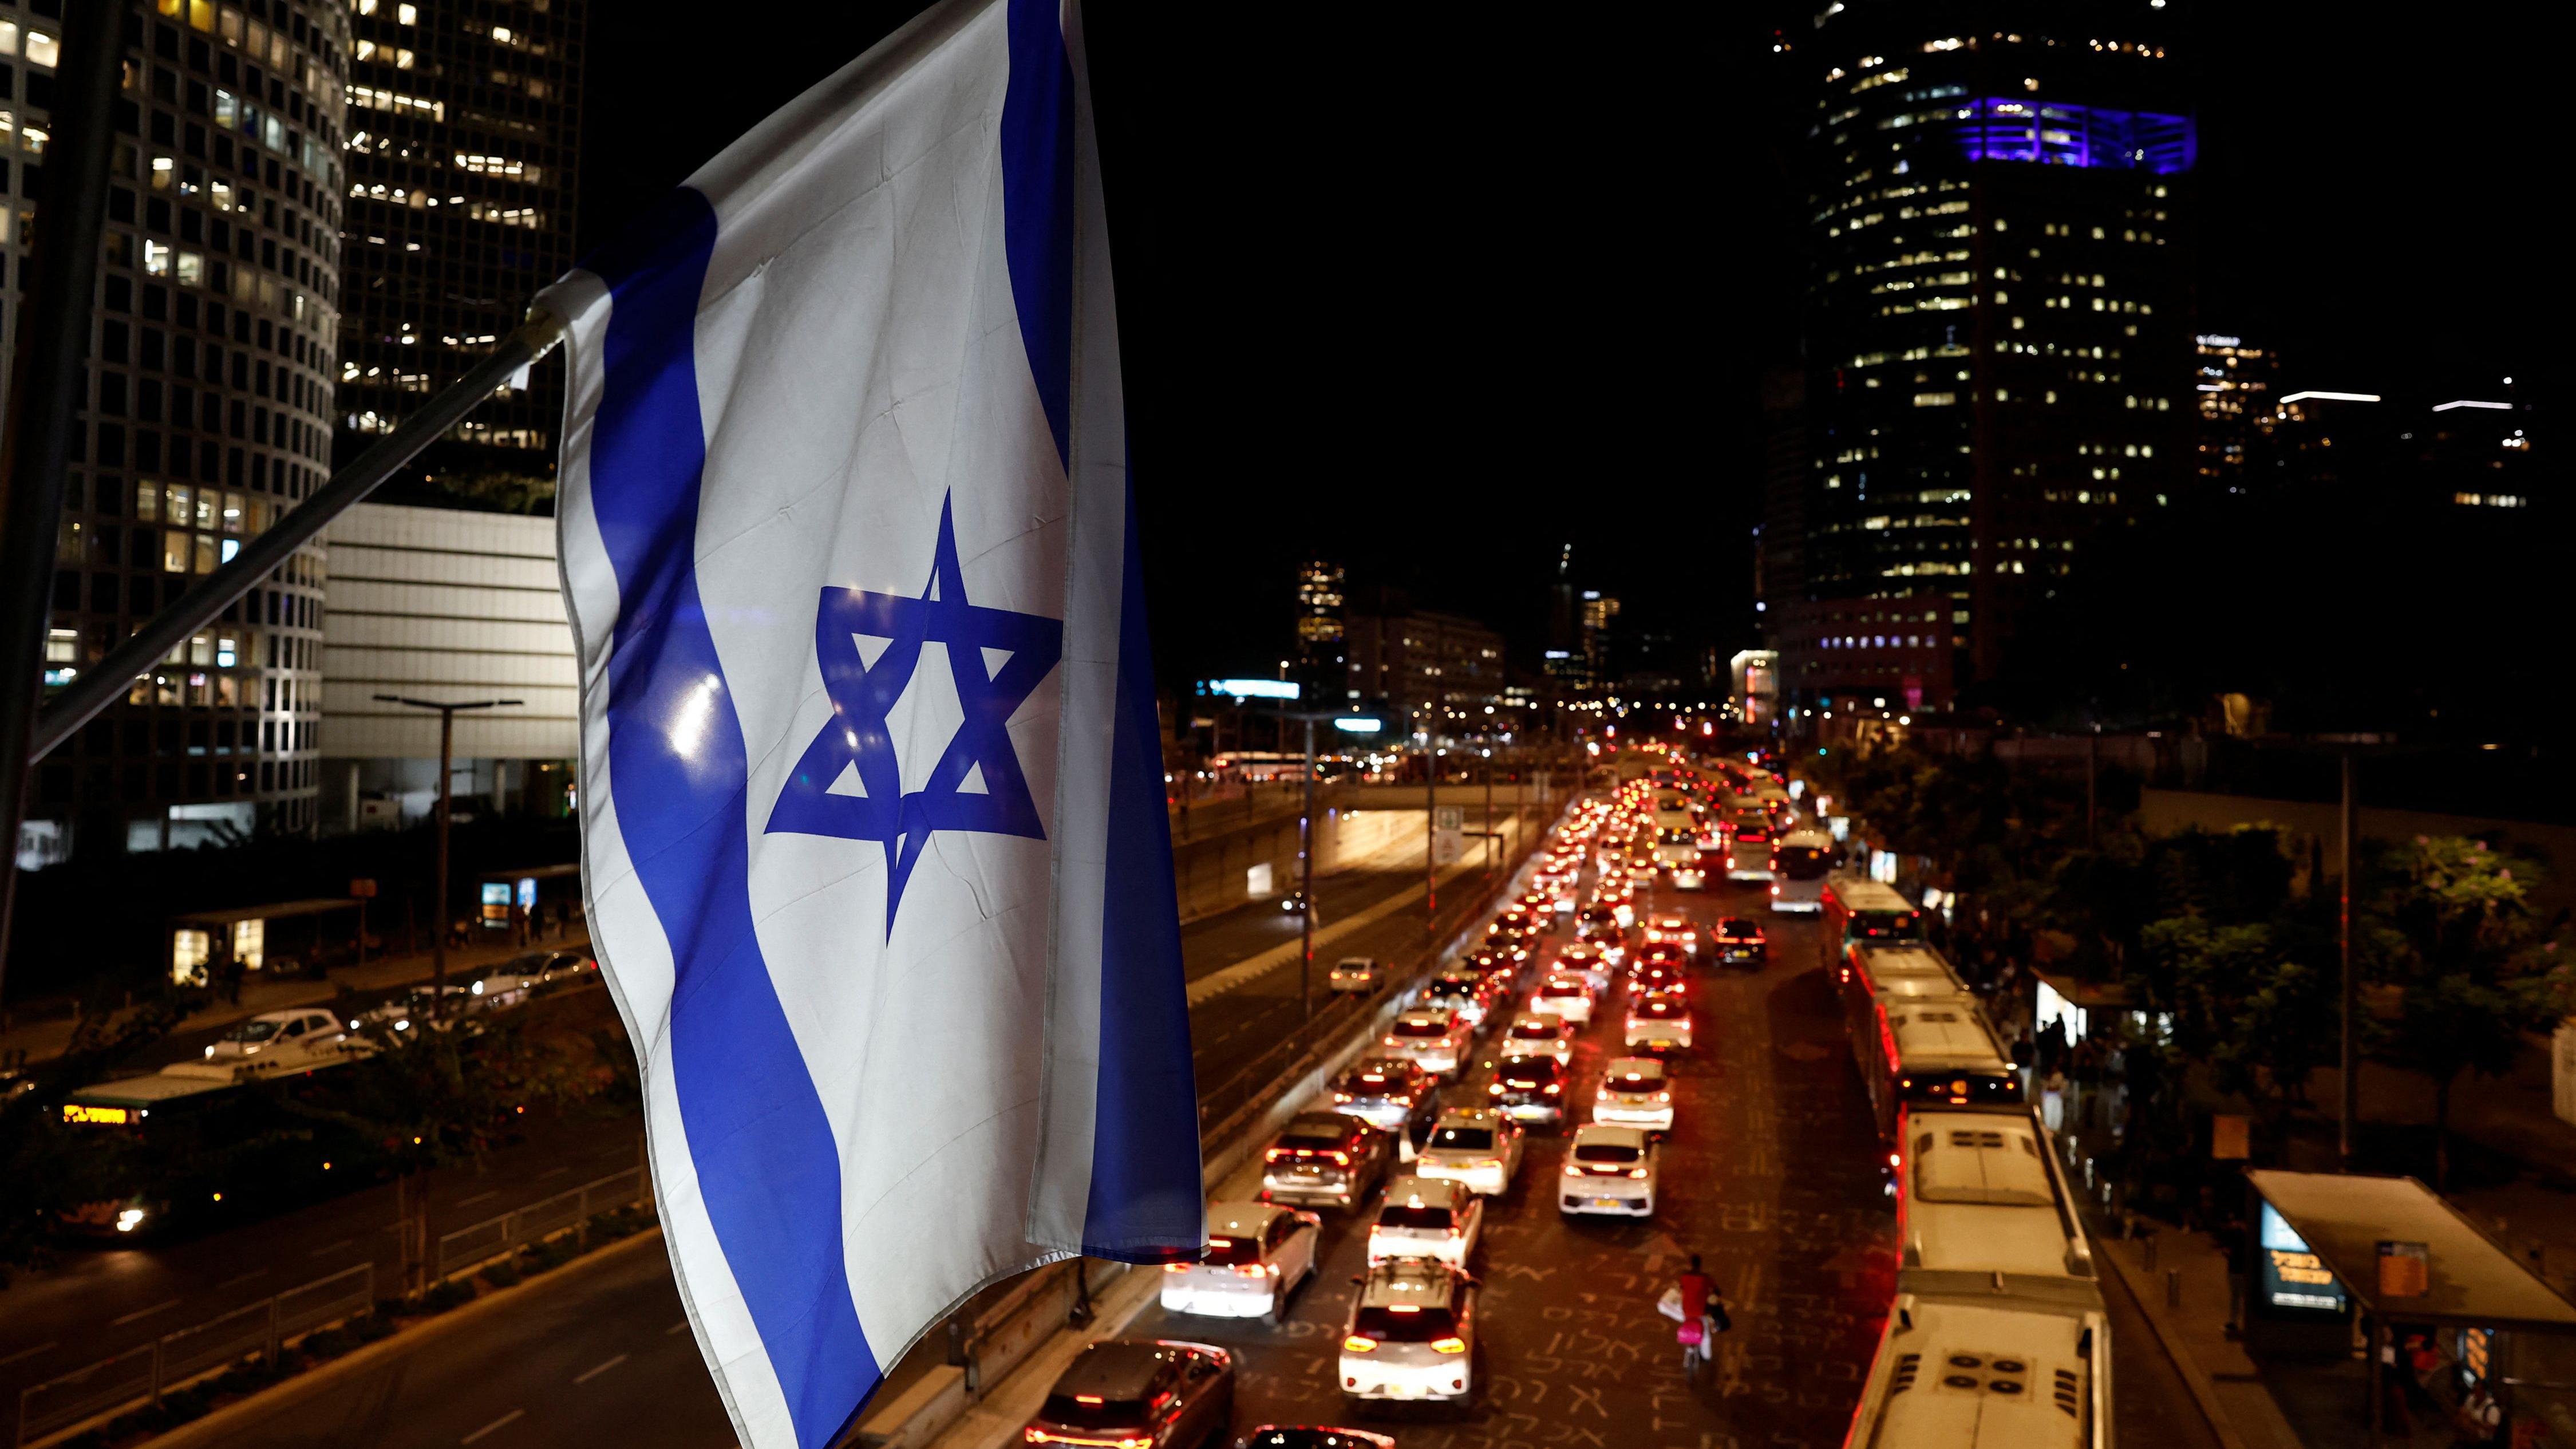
[1674,1254,1730,1376]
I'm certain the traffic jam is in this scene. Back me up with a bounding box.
[1022,748,1828,1449]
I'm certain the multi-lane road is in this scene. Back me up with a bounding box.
[4,792,2221,1448]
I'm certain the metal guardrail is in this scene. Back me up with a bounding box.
[432,1167,651,1280]
[14,1263,372,1448]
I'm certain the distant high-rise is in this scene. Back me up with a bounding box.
[1775,0,2194,713]
[1579,590,1618,693]
[1291,559,1345,701]
[333,0,583,498]
[6,0,351,863]
[2193,334,2277,488]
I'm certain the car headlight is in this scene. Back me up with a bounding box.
[204,1045,216,1059]
[116,1207,146,1231]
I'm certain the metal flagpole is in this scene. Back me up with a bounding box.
[0,0,130,1005]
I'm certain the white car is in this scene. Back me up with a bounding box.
[1367,1175,1484,1269]
[1326,957,1384,994]
[355,984,476,1035]
[1340,1258,1479,1404]
[1553,946,1613,994]
[1559,1124,1658,1217]
[1530,974,1594,1026]
[1414,1108,1524,1197]
[203,1009,350,1067]
[1643,915,1700,958]
[1623,994,1694,1052]
[1160,1201,1319,1321]
[1382,1008,1473,1078]
[1669,861,1706,891]
[1593,1056,1675,1131]
[1496,1012,1574,1067]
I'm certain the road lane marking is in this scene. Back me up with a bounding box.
[459,1408,524,1443]
[109,1300,180,1326]
[665,1320,690,1336]
[0,1341,56,1367]
[215,1269,268,1290]
[309,1237,354,1257]
[573,1353,628,1384]
[457,1190,499,1208]
[535,1167,570,1180]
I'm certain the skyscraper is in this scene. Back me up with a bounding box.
[6,0,350,862]
[1773,2,2194,713]
[332,0,582,499]
[2193,333,2277,488]
[1291,559,1345,701]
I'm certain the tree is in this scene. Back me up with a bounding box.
[2365,836,2573,1188]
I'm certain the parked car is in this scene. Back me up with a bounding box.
[1024,1339,1234,1448]
[1161,1202,1321,1321]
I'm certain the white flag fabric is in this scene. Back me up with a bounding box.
[540,1,1202,1444]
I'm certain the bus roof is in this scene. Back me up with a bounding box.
[1825,874,1915,916]
[67,1067,243,1108]
[1778,827,1832,848]
[1903,1108,2094,1286]
[1854,945,1965,999]
[1887,994,2010,1071]
[1852,1293,2102,1449]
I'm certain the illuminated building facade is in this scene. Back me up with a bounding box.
[2194,334,2277,487]
[334,0,581,492]
[1777,0,2194,710]
[1291,559,1345,700]
[5,0,349,863]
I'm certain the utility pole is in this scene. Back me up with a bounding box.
[1298,714,1315,1023]
[0,0,127,1000]
[1483,749,1495,882]
[375,696,520,1017]
[1424,735,1437,937]
[2339,748,2360,1171]
[2085,726,2100,850]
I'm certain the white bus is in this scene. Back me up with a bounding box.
[1820,874,1925,966]
[1842,1287,2111,1449]
[1896,1104,2097,1297]
[1768,827,1835,913]
[1852,988,2022,1145]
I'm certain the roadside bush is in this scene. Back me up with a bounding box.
[418,1278,475,1313]
[300,1324,361,1360]
[522,1235,576,1272]
[353,1308,397,1343]
[480,1257,523,1289]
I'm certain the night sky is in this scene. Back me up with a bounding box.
[574,1,2549,689]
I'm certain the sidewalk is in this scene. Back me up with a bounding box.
[0,928,590,1069]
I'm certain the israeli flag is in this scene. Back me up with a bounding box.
[539,1,1200,1444]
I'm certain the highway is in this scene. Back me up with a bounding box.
[2,790,2222,1448]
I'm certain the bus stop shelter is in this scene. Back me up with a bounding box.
[167,898,362,985]
[476,863,584,937]
[2247,1169,2576,1440]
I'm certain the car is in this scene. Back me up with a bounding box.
[1260,1112,1395,1210]
[1628,956,1686,999]
[1366,1174,1484,1269]
[1623,860,1658,885]
[354,984,477,1035]
[1480,919,1531,962]
[1592,1056,1674,1131]
[1382,1007,1473,1077]
[1558,1123,1658,1217]
[1162,1202,1321,1321]
[1495,1011,1574,1067]
[1233,1430,1396,1449]
[1484,1055,1569,1126]
[1530,974,1595,1026]
[1419,969,1498,1029]
[1713,917,1767,969]
[204,1008,351,1066]
[1592,926,1630,968]
[1025,1339,1234,1448]
[532,947,599,984]
[1669,859,1706,891]
[1643,915,1699,958]
[1338,1259,1480,1405]
[1460,946,1516,985]
[1328,1057,1439,1144]
[1514,891,1553,919]
[1415,1107,1525,1195]
[1574,905,1621,943]
[1325,957,1384,994]
[1552,945,1613,994]
[1624,993,1694,1052]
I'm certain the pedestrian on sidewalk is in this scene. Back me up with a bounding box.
[2456,1383,2503,1447]
[2041,1065,2069,1133]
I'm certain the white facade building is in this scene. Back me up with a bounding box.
[318,503,577,830]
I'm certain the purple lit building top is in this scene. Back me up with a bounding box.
[1955,98,2196,173]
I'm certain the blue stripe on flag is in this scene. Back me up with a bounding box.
[999,0,1074,466]
[1081,464,1206,1259]
[585,188,879,1449]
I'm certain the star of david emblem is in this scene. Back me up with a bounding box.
[767,493,1062,934]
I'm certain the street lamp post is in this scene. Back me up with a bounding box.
[2339,748,2359,1171]
[374,695,520,1018]
[1299,714,1316,1022]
